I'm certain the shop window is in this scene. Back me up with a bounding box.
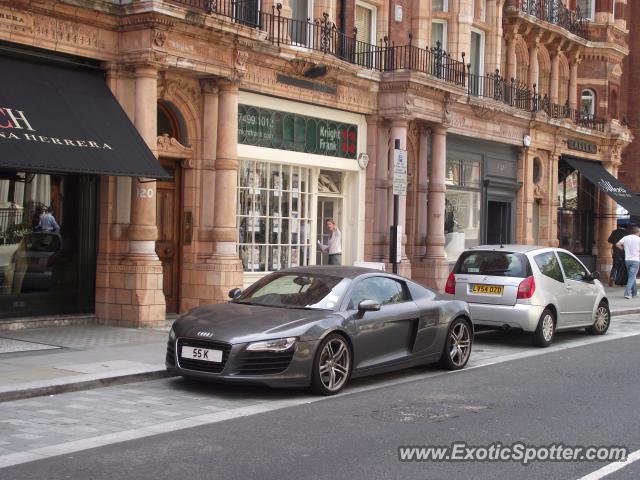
[557,164,594,255]
[432,0,448,12]
[0,172,96,318]
[445,158,482,261]
[581,89,596,116]
[237,160,312,272]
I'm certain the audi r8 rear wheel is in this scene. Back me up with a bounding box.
[310,334,352,395]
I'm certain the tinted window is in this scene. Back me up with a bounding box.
[454,251,530,278]
[557,252,588,281]
[349,277,408,309]
[235,273,349,310]
[534,252,564,283]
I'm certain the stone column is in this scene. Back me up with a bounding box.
[506,35,517,82]
[569,60,579,110]
[104,65,166,327]
[550,53,560,104]
[528,43,539,92]
[373,120,389,262]
[389,121,411,278]
[420,126,449,292]
[549,154,560,247]
[597,162,617,280]
[207,80,243,303]
[180,80,219,312]
[415,128,429,259]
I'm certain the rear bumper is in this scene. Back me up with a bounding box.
[469,303,545,332]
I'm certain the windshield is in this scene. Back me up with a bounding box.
[234,273,350,310]
[454,251,531,278]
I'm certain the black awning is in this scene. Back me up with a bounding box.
[0,56,169,179]
[564,156,640,215]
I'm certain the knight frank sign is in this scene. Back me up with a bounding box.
[238,105,358,160]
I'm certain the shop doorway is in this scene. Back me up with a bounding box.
[316,197,341,265]
[486,200,511,245]
[156,159,182,313]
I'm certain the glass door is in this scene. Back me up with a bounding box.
[316,197,341,265]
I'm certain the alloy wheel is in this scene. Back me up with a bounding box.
[448,321,472,368]
[318,338,350,392]
[593,305,610,333]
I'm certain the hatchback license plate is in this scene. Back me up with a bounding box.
[471,284,504,295]
[181,346,222,363]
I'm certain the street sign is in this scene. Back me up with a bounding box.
[392,148,407,195]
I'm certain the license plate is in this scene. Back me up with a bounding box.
[181,346,223,363]
[471,284,504,295]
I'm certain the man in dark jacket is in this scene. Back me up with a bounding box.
[609,223,631,286]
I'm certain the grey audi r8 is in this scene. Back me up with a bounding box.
[166,266,472,395]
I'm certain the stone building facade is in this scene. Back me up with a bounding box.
[0,0,632,327]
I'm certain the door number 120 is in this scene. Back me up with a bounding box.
[136,188,154,198]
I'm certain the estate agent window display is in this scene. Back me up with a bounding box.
[444,157,482,261]
[237,160,313,272]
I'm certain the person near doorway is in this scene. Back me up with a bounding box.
[608,222,630,287]
[318,218,342,265]
[616,226,640,299]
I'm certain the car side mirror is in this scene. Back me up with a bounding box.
[590,271,600,281]
[358,299,381,313]
[228,288,242,299]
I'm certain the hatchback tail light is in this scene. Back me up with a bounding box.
[445,272,456,295]
[517,275,536,299]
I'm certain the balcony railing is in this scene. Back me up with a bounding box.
[467,69,606,132]
[519,0,589,40]
[162,1,606,131]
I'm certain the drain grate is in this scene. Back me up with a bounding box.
[0,337,61,354]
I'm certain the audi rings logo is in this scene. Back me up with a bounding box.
[197,331,214,337]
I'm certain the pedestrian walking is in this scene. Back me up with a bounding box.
[318,218,342,265]
[608,223,630,286]
[616,226,640,298]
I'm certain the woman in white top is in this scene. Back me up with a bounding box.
[319,218,342,265]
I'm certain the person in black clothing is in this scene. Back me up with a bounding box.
[609,223,631,286]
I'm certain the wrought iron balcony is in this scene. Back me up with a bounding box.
[518,0,590,40]
[159,1,606,131]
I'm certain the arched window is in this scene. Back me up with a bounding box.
[157,102,186,144]
[580,89,595,116]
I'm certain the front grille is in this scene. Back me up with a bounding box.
[165,340,176,366]
[236,350,294,375]
[176,338,232,373]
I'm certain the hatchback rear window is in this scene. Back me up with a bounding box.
[454,251,531,278]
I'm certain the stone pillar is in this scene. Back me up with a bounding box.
[569,60,579,110]
[506,35,517,82]
[389,121,411,278]
[206,80,243,303]
[549,154,560,247]
[373,120,389,262]
[98,66,166,328]
[597,162,617,279]
[364,116,378,262]
[420,126,449,292]
[411,0,431,50]
[415,128,429,258]
[528,43,539,92]
[550,53,560,104]
[181,80,219,312]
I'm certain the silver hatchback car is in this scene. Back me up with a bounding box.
[445,245,610,347]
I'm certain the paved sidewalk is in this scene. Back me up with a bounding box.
[0,284,638,403]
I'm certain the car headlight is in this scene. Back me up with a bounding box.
[246,337,297,352]
[168,327,176,342]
